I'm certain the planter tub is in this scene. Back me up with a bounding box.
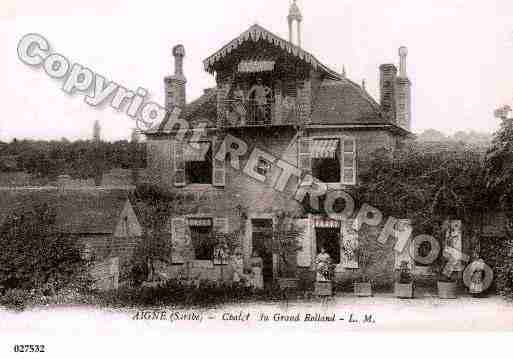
[395,282,414,299]
[277,277,299,290]
[314,281,333,296]
[354,282,373,297]
[437,281,457,299]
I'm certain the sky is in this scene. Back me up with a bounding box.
[1,0,513,141]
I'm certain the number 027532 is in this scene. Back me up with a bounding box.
[13,345,46,353]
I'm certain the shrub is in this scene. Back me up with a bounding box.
[495,240,513,300]
[0,201,90,296]
[0,289,33,311]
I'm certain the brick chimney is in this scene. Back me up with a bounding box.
[395,46,411,131]
[164,44,187,111]
[379,63,397,122]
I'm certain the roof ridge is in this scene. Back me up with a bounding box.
[203,23,342,80]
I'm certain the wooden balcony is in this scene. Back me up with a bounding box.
[220,98,302,128]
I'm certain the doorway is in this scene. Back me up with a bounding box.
[251,218,274,286]
[315,227,341,264]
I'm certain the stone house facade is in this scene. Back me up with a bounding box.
[144,3,414,287]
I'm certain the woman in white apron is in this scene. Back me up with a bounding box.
[250,250,264,290]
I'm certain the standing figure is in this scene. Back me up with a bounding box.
[248,78,272,123]
[232,84,247,125]
[231,250,245,285]
[250,250,264,290]
[315,247,332,282]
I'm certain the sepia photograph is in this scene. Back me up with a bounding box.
[1,0,513,357]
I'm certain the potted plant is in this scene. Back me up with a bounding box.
[437,272,457,299]
[434,259,458,299]
[349,231,380,297]
[394,261,414,298]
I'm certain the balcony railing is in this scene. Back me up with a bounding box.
[221,99,302,128]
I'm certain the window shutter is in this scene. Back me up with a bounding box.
[296,217,312,267]
[171,217,188,263]
[214,217,228,233]
[298,137,312,174]
[342,138,356,185]
[212,137,226,186]
[173,140,186,187]
[341,219,359,268]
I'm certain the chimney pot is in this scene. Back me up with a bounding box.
[398,46,408,78]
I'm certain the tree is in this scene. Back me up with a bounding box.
[485,118,513,223]
[357,141,487,251]
[0,200,89,294]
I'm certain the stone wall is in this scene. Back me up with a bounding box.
[145,125,402,284]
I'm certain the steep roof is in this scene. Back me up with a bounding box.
[203,24,343,80]
[311,79,386,125]
[149,23,411,135]
[0,188,137,235]
[158,88,217,132]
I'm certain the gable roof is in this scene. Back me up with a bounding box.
[203,24,343,80]
[0,188,139,235]
[113,199,143,237]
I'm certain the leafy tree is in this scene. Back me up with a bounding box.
[484,117,513,299]
[358,141,487,233]
[0,200,89,295]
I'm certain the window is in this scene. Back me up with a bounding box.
[315,227,341,264]
[189,218,214,260]
[304,137,356,185]
[312,139,341,183]
[311,138,340,183]
[175,141,212,185]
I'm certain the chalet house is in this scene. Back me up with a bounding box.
[144,2,413,287]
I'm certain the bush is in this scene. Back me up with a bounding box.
[0,201,91,299]
[94,279,296,309]
[0,289,33,311]
[495,240,513,300]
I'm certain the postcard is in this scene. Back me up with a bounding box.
[1,0,513,357]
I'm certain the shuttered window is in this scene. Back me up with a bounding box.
[174,138,223,187]
[303,136,357,185]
